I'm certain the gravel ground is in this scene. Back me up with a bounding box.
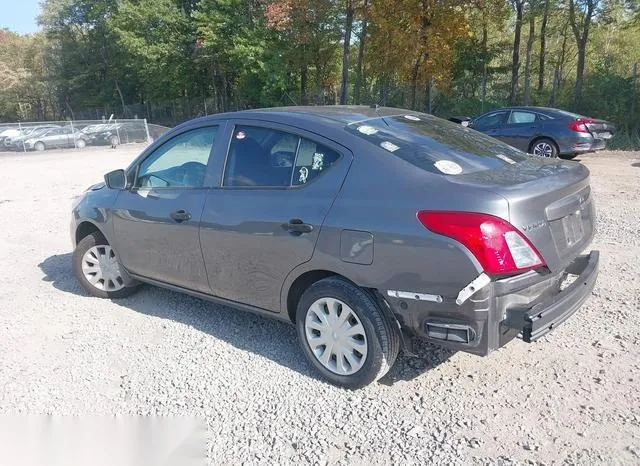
[0,146,639,465]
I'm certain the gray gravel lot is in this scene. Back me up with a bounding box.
[0,146,639,465]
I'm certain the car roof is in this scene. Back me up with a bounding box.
[487,106,572,117]
[182,105,417,129]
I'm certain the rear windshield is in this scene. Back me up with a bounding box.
[553,109,586,120]
[345,114,529,175]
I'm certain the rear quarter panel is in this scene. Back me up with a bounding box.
[282,142,511,309]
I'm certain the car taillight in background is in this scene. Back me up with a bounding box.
[417,211,545,275]
[568,119,594,133]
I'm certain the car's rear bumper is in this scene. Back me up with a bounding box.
[571,139,605,154]
[501,251,598,342]
[384,251,599,356]
[558,135,607,155]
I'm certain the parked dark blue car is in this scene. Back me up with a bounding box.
[454,107,615,159]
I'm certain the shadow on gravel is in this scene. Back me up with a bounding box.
[39,253,452,385]
[632,162,640,168]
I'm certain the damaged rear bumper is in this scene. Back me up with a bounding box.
[384,251,599,356]
[502,251,599,342]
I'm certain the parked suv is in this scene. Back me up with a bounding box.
[71,106,599,388]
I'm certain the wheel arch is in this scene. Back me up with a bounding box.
[74,220,105,247]
[282,268,399,331]
[284,269,340,323]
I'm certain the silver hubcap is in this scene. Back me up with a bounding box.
[81,245,125,292]
[304,298,368,376]
[533,142,554,157]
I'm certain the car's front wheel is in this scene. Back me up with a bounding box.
[296,277,400,389]
[75,139,87,148]
[34,142,45,152]
[72,232,139,299]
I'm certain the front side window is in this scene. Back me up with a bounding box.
[474,111,508,128]
[135,126,217,189]
[223,125,340,188]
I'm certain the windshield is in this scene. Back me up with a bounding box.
[346,114,530,175]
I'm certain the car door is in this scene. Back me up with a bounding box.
[111,125,221,292]
[36,128,57,146]
[199,121,352,312]
[499,110,540,151]
[53,127,73,147]
[470,111,509,142]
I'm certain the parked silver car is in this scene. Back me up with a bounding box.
[70,106,599,388]
[4,125,61,150]
[23,127,88,151]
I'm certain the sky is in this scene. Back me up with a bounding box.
[0,0,41,35]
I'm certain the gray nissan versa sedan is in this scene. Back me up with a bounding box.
[70,106,599,388]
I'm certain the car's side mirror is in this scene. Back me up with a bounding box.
[104,169,126,190]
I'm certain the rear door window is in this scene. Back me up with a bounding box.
[347,114,529,175]
[508,111,537,124]
[223,125,341,188]
[292,138,341,186]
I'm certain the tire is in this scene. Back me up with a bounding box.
[295,277,400,389]
[34,142,45,152]
[76,139,87,149]
[72,231,139,299]
[529,138,558,158]
[109,135,120,146]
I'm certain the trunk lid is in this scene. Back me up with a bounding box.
[447,158,595,273]
[583,119,616,139]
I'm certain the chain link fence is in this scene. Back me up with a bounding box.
[0,119,170,153]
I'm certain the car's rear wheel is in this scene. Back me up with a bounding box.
[72,232,139,299]
[530,138,558,158]
[75,139,87,148]
[296,277,400,389]
[109,135,120,146]
[34,142,45,152]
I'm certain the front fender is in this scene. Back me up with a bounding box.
[71,187,119,246]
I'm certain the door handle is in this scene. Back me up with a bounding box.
[170,209,192,222]
[282,218,313,234]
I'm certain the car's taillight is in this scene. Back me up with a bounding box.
[416,211,545,275]
[568,119,593,133]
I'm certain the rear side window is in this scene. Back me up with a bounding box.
[346,114,528,175]
[508,111,537,124]
[223,126,340,187]
[292,138,340,186]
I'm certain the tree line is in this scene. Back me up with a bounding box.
[1,0,639,147]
